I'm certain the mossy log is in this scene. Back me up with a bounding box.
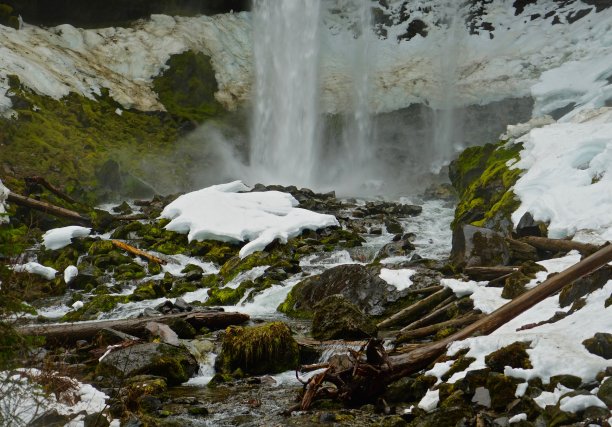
[520,236,599,256]
[398,296,460,333]
[296,243,612,410]
[18,311,249,345]
[111,239,167,265]
[376,288,454,330]
[396,313,484,343]
[7,191,91,225]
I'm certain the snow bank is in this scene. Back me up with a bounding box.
[2,1,611,115]
[511,122,612,243]
[13,262,57,280]
[43,226,91,250]
[379,268,416,291]
[440,270,611,389]
[160,181,339,258]
[0,179,9,223]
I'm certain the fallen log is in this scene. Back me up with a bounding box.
[18,310,249,345]
[396,313,484,344]
[377,287,453,330]
[399,296,460,333]
[25,176,78,205]
[111,239,167,265]
[521,236,598,256]
[8,192,91,225]
[463,266,519,281]
[297,243,612,409]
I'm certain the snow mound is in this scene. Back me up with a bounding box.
[511,122,612,243]
[64,265,78,284]
[379,268,416,291]
[160,181,339,258]
[13,262,57,280]
[43,226,92,250]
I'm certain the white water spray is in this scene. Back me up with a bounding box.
[250,0,322,187]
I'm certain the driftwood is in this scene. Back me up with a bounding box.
[377,287,453,330]
[25,176,78,205]
[396,313,484,343]
[297,243,612,409]
[8,192,91,225]
[463,266,519,281]
[18,311,249,345]
[399,296,460,333]
[111,239,167,265]
[521,236,598,256]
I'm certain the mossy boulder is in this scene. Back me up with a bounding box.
[63,294,129,321]
[597,376,612,407]
[485,342,532,373]
[451,224,510,268]
[279,264,408,318]
[97,342,198,386]
[311,294,377,340]
[582,332,612,359]
[215,322,299,376]
[449,141,523,238]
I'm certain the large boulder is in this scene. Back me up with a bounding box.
[215,322,299,376]
[278,264,422,318]
[450,224,510,268]
[96,342,198,386]
[311,294,377,340]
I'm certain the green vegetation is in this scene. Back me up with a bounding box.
[215,322,299,376]
[449,141,523,233]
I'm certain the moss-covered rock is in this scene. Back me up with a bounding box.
[96,342,198,386]
[215,322,299,376]
[582,332,612,359]
[485,341,532,373]
[152,51,224,124]
[449,141,523,235]
[311,294,377,340]
[63,294,129,321]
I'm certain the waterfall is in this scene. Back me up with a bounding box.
[250,0,322,187]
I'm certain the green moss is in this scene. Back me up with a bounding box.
[0,77,181,202]
[63,294,129,321]
[450,141,523,233]
[130,280,169,301]
[0,224,32,256]
[215,322,299,375]
[152,51,224,123]
[277,282,313,319]
[205,285,245,306]
[485,341,532,373]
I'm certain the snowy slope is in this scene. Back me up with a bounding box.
[1,1,611,115]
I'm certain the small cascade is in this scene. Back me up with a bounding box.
[249,0,323,187]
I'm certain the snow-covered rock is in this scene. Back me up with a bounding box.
[13,262,57,280]
[43,226,91,250]
[0,179,9,224]
[160,181,339,258]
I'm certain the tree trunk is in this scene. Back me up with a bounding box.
[377,288,453,329]
[8,192,91,225]
[521,236,598,256]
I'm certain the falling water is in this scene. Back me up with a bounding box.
[430,1,464,172]
[250,0,322,187]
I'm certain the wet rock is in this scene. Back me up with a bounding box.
[597,376,612,407]
[485,342,532,373]
[515,212,542,238]
[188,405,209,416]
[95,328,140,347]
[377,237,416,260]
[278,264,412,317]
[559,266,612,308]
[169,317,197,339]
[582,332,612,359]
[549,375,582,390]
[137,395,162,413]
[145,321,180,346]
[97,342,198,385]
[451,224,510,268]
[311,294,377,340]
[385,218,403,234]
[83,412,110,427]
[215,322,298,376]
[29,409,73,427]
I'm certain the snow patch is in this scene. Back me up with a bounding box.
[160,181,338,258]
[0,179,9,223]
[441,278,507,314]
[13,262,57,280]
[43,226,91,250]
[379,268,416,291]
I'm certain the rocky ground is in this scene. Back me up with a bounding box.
[1,150,611,426]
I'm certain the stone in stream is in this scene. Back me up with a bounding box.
[215,321,298,376]
[451,224,510,268]
[96,342,198,386]
[311,294,377,340]
[279,264,436,318]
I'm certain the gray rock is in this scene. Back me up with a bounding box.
[97,342,198,386]
[29,410,72,427]
[451,224,510,268]
[311,294,377,340]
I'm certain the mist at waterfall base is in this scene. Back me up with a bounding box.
[184,1,532,198]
